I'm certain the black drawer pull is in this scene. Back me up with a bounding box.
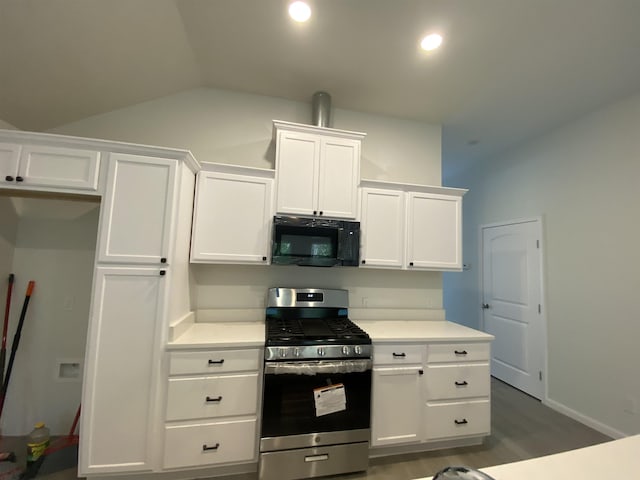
[206,395,222,403]
[159,270,166,276]
[202,443,220,451]
[454,350,468,355]
[418,369,424,375]
[5,176,14,182]
[454,419,468,425]
[455,381,468,386]
[15,176,23,182]
[392,352,406,358]
[160,257,167,263]
[208,359,224,365]
[262,256,267,261]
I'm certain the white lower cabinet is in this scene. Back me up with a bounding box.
[164,419,257,469]
[80,267,167,475]
[163,348,262,471]
[370,341,491,451]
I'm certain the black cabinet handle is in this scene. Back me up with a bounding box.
[159,270,166,276]
[313,210,317,215]
[454,419,468,425]
[160,257,167,263]
[202,443,220,451]
[5,176,14,182]
[482,303,490,309]
[208,359,224,365]
[262,256,267,261]
[319,211,323,215]
[361,260,366,264]
[15,176,23,182]
[455,381,468,386]
[454,350,468,355]
[409,262,414,266]
[418,369,424,375]
[206,395,222,403]
[392,352,406,358]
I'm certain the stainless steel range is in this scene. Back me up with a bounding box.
[259,288,372,480]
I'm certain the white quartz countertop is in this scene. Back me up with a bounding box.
[422,435,640,479]
[167,321,265,350]
[355,320,494,343]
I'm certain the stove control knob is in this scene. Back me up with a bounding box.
[279,348,288,358]
[317,347,325,357]
[342,346,350,356]
[354,346,362,355]
[293,347,300,357]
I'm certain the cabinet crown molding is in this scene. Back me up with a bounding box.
[360,178,468,197]
[272,120,366,141]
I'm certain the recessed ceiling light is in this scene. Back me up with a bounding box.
[420,33,443,51]
[289,1,311,22]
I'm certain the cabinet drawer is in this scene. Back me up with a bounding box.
[424,400,490,440]
[426,343,490,363]
[166,373,259,421]
[163,418,257,469]
[373,344,423,365]
[425,364,489,400]
[169,349,261,375]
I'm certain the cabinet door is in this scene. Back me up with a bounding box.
[191,171,272,264]
[98,153,176,264]
[317,137,360,219]
[406,192,462,271]
[371,366,423,446]
[17,145,100,191]
[80,267,166,475]
[0,143,21,184]
[275,131,319,216]
[360,188,404,268]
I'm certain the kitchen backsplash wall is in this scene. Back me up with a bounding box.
[191,264,444,316]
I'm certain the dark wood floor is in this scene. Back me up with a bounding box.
[0,378,612,480]
[340,378,612,480]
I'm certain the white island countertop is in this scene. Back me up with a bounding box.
[355,320,494,343]
[421,435,640,479]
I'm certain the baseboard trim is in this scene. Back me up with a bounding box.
[544,398,626,439]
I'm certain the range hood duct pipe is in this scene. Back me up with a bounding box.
[311,91,331,128]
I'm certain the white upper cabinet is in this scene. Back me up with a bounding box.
[273,120,365,219]
[98,153,177,265]
[360,188,405,268]
[360,180,467,271]
[190,164,274,264]
[1,142,100,193]
[406,192,462,271]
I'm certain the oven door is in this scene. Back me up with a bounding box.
[261,359,372,440]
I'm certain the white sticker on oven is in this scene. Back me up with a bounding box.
[314,383,346,417]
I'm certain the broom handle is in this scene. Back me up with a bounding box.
[0,280,34,420]
[1,274,15,384]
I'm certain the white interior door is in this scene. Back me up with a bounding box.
[481,219,545,399]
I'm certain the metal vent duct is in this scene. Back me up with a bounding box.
[311,91,331,128]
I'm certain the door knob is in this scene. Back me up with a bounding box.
[482,303,490,309]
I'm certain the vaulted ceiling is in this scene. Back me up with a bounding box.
[2,0,640,175]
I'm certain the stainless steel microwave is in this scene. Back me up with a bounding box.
[271,215,360,267]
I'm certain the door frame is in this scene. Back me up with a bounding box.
[478,216,548,402]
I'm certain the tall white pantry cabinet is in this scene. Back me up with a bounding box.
[81,153,196,475]
[0,130,199,477]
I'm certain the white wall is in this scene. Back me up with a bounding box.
[1,201,99,435]
[0,197,19,286]
[443,91,640,436]
[0,118,18,130]
[49,87,442,185]
[51,87,445,312]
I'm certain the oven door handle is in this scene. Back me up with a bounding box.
[264,359,372,375]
